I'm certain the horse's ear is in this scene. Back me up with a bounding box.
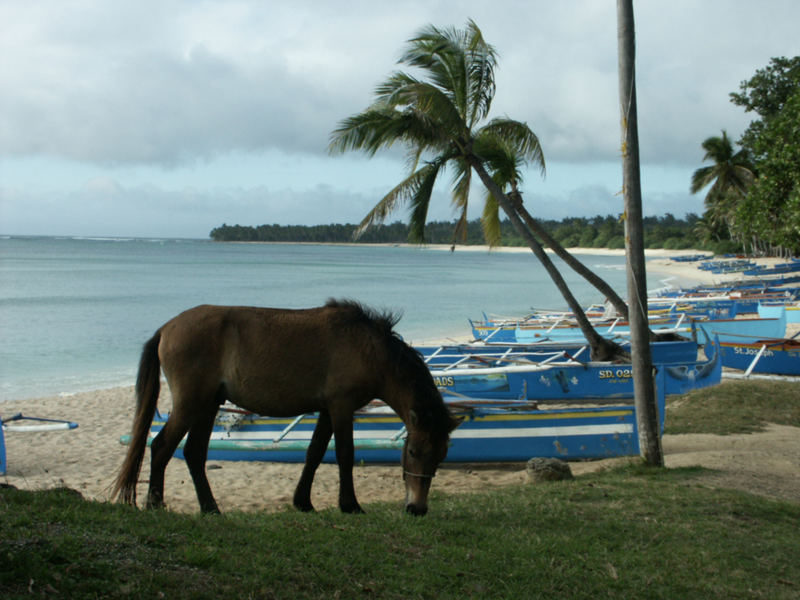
[449,415,465,433]
[408,409,419,428]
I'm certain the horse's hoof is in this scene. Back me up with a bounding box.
[405,504,428,517]
[340,503,365,514]
[293,500,315,513]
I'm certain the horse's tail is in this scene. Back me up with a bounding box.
[112,330,162,506]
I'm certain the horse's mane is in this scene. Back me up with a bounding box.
[325,298,457,437]
[325,298,401,334]
[393,338,458,438]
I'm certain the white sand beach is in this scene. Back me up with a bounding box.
[3,248,799,511]
[428,244,794,287]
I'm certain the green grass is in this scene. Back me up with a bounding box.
[2,468,799,599]
[665,379,800,434]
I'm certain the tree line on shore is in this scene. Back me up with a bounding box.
[210,213,710,250]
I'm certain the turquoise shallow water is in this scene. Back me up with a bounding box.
[0,236,656,401]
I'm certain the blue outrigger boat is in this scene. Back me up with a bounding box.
[743,260,800,277]
[689,312,798,377]
[759,302,800,324]
[426,335,720,401]
[670,254,712,263]
[691,312,787,343]
[123,371,670,463]
[1,414,79,476]
[718,337,800,377]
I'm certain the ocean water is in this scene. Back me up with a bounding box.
[0,236,656,401]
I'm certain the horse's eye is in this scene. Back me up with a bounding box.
[408,447,418,458]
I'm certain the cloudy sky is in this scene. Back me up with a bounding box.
[1,1,798,238]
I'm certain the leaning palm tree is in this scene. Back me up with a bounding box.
[475,132,638,320]
[691,130,755,240]
[329,21,626,360]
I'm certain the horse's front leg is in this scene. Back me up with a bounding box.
[331,410,363,514]
[293,409,333,512]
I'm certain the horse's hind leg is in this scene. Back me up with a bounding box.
[146,418,189,510]
[293,409,333,512]
[183,402,221,514]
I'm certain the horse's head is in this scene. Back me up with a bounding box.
[402,409,462,516]
[377,330,464,515]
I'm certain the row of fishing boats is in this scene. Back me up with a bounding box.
[118,273,798,468]
[689,256,800,277]
[470,313,798,376]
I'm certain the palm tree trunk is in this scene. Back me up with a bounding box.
[511,193,684,341]
[468,156,627,361]
[617,0,664,466]
[512,201,630,318]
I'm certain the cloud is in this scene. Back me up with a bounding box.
[0,0,427,166]
[3,0,798,172]
[0,176,421,237]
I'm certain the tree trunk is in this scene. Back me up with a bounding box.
[511,197,630,319]
[468,157,627,361]
[510,195,684,341]
[617,0,664,466]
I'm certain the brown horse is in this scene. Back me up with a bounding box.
[113,299,460,515]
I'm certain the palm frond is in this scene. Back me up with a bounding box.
[701,131,734,164]
[450,159,472,212]
[329,105,445,156]
[401,24,473,122]
[328,108,405,156]
[374,71,423,106]
[464,19,497,127]
[407,160,446,243]
[448,160,471,244]
[477,119,545,175]
[396,82,467,137]
[690,165,716,194]
[353,164,440,240]
[473,135,523,186]
[404,146,424,176]
[371,67,468,148]
[481,189,502,247]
